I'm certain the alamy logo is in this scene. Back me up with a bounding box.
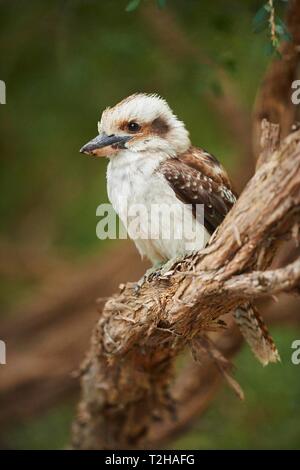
[291,340,300,365]
[291,80,300,105]
[0,340,6,365]
[0,80,6,104]
[96,202,206,251]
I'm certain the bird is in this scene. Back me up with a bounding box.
[80,92,279,366]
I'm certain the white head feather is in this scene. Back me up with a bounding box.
[98,93,191,156]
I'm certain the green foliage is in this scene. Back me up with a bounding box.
[252,0,291,56]
[157,0,167,7]
[126,0,141,12]
[3,402,75,450]
[276,17,292,41]
[126,0,166,12]
[252,4,270,33]
[173,327,300,450]
[125,0,290,58]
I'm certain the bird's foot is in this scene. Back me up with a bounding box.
[159,256,183,277]
[134,263,163,294]
[134,257,184,295]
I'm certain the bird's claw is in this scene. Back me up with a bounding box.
[159,256,183,277]
[134,258,183,294]
[133,265,162,294]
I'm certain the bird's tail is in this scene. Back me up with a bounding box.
[233,302,280,366]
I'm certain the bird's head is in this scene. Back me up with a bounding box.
[80,93,190,158]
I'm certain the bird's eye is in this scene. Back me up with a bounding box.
[127,121,141,133]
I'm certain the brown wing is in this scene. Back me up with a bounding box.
[179,146,232,188]
[159,146,236,234]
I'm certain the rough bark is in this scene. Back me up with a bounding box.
[251,0,300,328]
[71,124,300,450]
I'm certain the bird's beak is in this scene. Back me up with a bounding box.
[80,133,132,157]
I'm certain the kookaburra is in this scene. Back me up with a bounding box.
[80,93,279,366]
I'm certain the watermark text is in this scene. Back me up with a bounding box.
[0,80,6,104]
[291,80,300,105]
[0,340,6,365]
[96,202,206,251]
[291,339,300,365]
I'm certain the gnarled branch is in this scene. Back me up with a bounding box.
[71,124,300,450]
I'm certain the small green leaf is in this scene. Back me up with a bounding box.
[277,18,292,41]
[252,4,269,33]
[264,41,275,56]
[275,23,284,36]
[264,41,281,58]
[264,3,272,12]
[157,0,166,8]
[282,30,292,41]
[126,0,141,12]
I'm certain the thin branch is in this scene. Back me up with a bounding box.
[222,258,300,297]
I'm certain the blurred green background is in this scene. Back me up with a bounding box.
[0,0,299,450]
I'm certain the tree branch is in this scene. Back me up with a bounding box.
[221,258,300,297]
[71,124,300,450]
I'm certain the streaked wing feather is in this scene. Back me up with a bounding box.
[234,303,280,366]
[180,146,232,188]
[160,147,236,234]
